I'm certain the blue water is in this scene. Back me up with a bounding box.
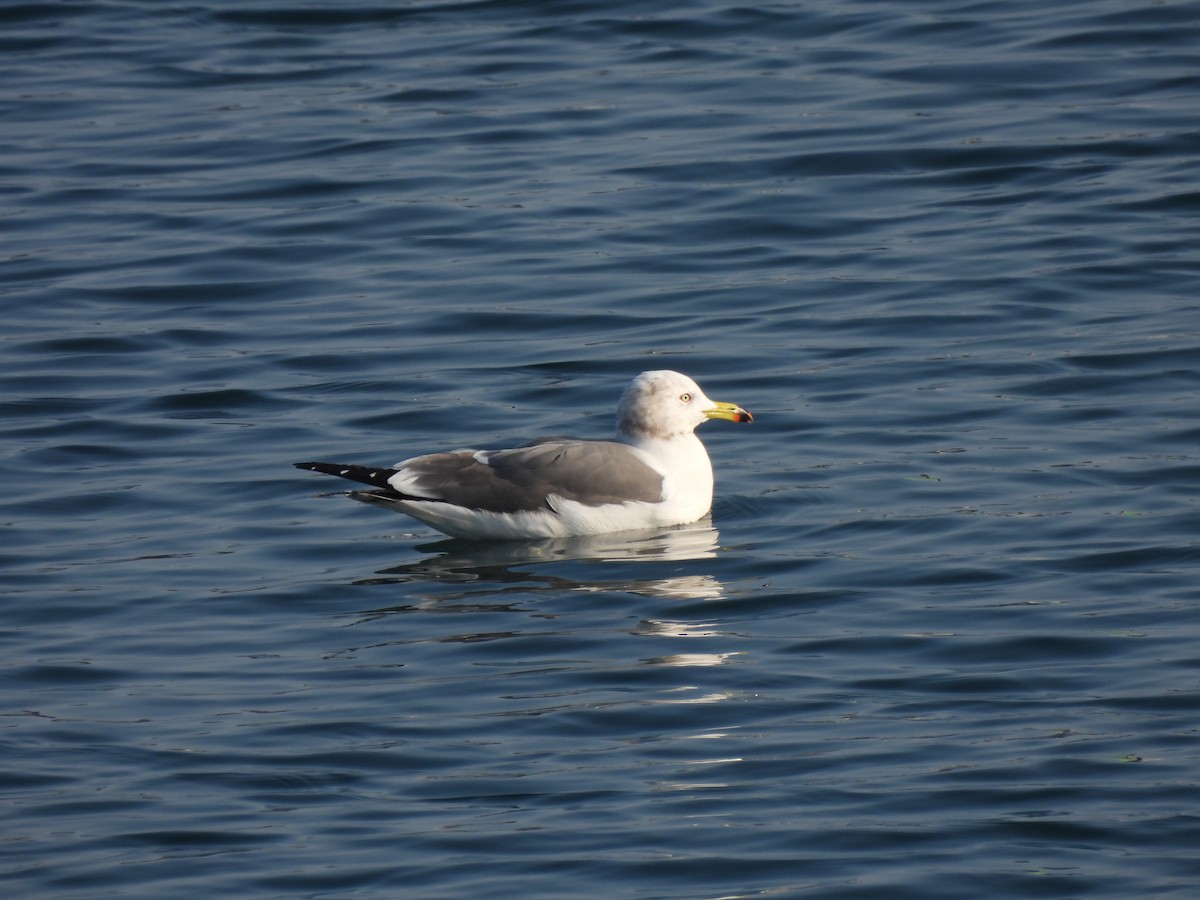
[3,1,1199,896]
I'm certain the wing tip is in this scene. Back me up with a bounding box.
[294,461,398,489]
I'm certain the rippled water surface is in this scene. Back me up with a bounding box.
[4,1,1200,897]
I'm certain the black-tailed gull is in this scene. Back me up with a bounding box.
[295,370,752,540]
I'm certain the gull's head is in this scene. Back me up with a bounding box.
[616,370,752,442]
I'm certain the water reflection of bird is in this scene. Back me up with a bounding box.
[352,521,728,602]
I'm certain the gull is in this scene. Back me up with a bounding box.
[295,369,751,540]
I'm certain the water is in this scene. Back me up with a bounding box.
[3,1,1199,896]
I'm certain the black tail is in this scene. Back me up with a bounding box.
[294,461,400,490]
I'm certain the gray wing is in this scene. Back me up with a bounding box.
[394,440,665,513]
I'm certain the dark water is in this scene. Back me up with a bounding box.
[4,1,1199,896]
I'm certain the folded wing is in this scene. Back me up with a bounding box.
[298,439,665,514]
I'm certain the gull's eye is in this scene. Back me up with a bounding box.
[679,392,692,403]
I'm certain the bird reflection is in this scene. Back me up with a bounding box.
[353,518,727,602]
[341,520,744,680]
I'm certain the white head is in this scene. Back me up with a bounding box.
[615,370,752,442]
